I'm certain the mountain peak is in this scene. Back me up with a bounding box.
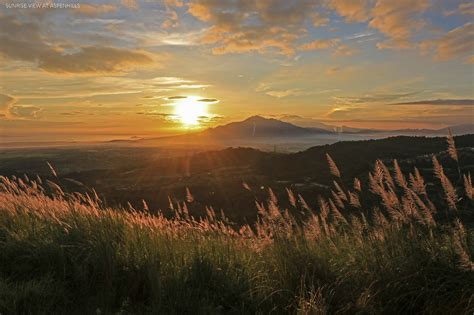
[205,115,331,138]
[244,115,273,122]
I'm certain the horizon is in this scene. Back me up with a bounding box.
[0,0,473,143]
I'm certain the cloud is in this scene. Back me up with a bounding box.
[420,23,473,62]
[164,0,184,7]
[152,77,192,85]
[327,0,373,23]
[162,10,179,29]
[334,92,419,104]
[265,89,305,98]
[38,47,154,74]
[392,99,474,106]
[311,11,330,27]
[121,0,138,9]
[9,105,42,118]
[369,0,430,49]
[458,2,474,15]
[187,0,319,55]
[75,4,117,17]
[0,94,42,119]
[0,14,155,74]
[444,2,474,16]
[167,96,188,100]
[197,98,219,103]
[326,106,366,119]
[325,66,340,76]
[299,38,340,51]
[332,44,357,56]
[0,94,16,117]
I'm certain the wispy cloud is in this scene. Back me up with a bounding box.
[392,99,474,106]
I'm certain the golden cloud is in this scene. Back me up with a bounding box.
[327,0,372,23]
[299,38,340,51]
[187,0,318,55]
[369,0,430,49]
[0,15,156,74]
[75,4,117,17]
[420,23,473,62]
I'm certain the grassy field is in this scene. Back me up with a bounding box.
[0,136,473,314]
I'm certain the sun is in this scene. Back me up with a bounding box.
[173,96,209,127]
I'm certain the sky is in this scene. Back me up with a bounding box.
[0,0,473,142]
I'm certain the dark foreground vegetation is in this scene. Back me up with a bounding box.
[1,135,473,224]
[0,134,473,314]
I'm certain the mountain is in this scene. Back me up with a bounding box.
[437,124,474,135]
[201,115,331,138]
[105,116,473,152]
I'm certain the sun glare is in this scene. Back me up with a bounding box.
[173,96,209,127]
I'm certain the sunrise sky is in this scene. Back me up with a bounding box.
[0,0,473,141]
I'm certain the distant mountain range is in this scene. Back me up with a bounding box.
[201,115,332,138]
[1,115,471,150]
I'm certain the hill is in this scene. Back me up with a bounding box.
[1,134,473,223]
[0,140,472,314]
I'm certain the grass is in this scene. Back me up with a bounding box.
[0,137,473,314]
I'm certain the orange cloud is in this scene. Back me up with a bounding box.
[299,38,340,51]
[333,44,357,57]
[164,0,184,7]
[39,47,154,75]
[0,94,16,117]
[327,0,372,23]
[187,0,318,55]
[369,0,430,49]
[75,4,117,16]
[121,0,138,9]
[420,23,473,62]
[0,15,155,74]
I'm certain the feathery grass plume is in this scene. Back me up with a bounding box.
[333,181,348,201]
[393,159,407,188]
[46,161,58,178]
[432,156,458,210]
[268,187,278,205]
[46,180,64,197]
[353,177,361,191]
[453,220,474,271]
[372,161,384,185]
[447,128,458,162]
[185,187,194,203]
[205,206,216,222]
[409,167,426,195]
[242,181,251,191]
[329,198,348,225]
[407,189,435,226]
[142,199,149,212]
[182,202,190,220]
[463,173,473,200]
[331,190,345,208]
[298,194,311,212]
[376,159,395,189]
[326,153,341,178]
[304,214,321,240]
[348,191,361,208]
[286,188,297,207]
[318,197,330,220]
[372,207,389,228]
[255,201,267,216]
[168,196,175,210]
[401,194,422,224]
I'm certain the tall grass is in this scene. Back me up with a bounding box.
[0,138,473,314]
